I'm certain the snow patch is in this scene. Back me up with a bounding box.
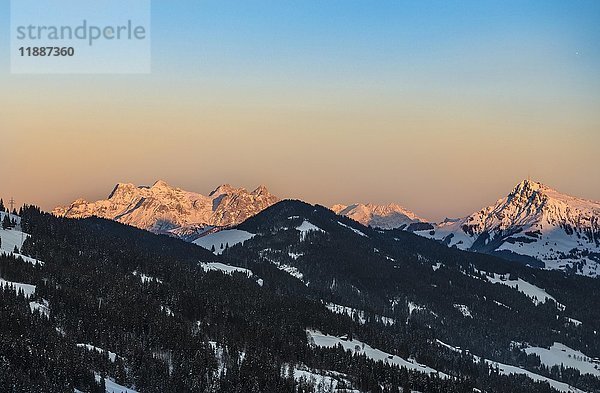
[307,330,448,378]
[77,344,118,362]
[200,262,263,286]
[133,271,163,284]
[297,221,325,237]
[525,343,600,377]
[194,229,255,254]
[160,305,174,317]
[326,303,395,326]
[276,263,304,280]
[284,364,357,392]
[493,300,511,310]
[337,222,368,238]
[258,249,306,283]
[566,317,582,327]
[484,272,564,308]
[453,304,473,318]
[94,373,138,393]
[0,278,36,298]
[29,299,50,317]
[0,216,44,266]
[200,262,253,276]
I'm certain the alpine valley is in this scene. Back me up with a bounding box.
[1,179,599,393]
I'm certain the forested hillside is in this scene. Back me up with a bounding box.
[0,204,598,392]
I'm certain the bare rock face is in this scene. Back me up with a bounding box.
[53,180,279,239]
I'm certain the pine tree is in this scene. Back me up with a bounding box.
[2,214,11,230]
[0,199,4,212]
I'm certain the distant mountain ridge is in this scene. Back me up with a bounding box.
[53,180,279,239]
[331,203,426,230]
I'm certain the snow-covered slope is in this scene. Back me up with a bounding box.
[307,330,449,378]
[436,340,587,393]
[0,211,43,265]
[524,343,600,378]
[332,203,425,230]
[53,181,279,239]
[414,180,600,276]
[194,229,255,254]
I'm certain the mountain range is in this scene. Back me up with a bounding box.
[53,180,279,241]
[54,179,600,276]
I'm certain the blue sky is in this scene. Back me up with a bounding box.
[2,1,599,75]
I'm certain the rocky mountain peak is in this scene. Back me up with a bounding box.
[252,185,270,197]
[54,181,279,238]
[209,184,242,197]
[151,180,172,189]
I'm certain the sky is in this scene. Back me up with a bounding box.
[0,0,599,221]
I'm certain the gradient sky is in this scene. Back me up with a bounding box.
[1,0,599,221]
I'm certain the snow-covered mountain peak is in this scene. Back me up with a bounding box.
[416,180,600,276]
[332,202,426,230]
[464,180,600,234]
[504,179,551,208]
[511,179,545,193]
[54,181,279,239]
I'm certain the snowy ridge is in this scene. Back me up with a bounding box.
[53,181,278,239]
[337,222,368,238]
[415,180,600,276]
[332,203,425,230]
